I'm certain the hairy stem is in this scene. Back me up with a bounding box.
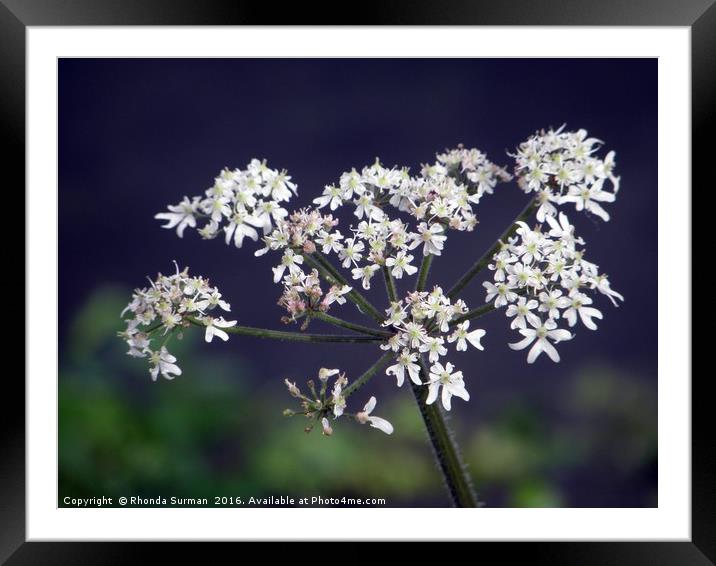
[403,250,479,506]
[447,197,537,300]
[309,310,391,338]
[409,358,479,507]
[342,351,395,399]
[381,265,398,303]
[451,302,498,326]
[416,254,433,292]
[187,318,382,343]
[303,252,385,324]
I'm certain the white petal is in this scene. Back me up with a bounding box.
[541,339,561,363]
[509,334,535,351]
[526,340,544,363]
[425,383,440,405]
[441,386,452,411]
[368,416,394,435]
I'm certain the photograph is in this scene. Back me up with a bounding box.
[58,57,658,509]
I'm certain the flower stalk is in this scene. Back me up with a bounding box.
[447,197,537,300]
[308,310,392,338]
[409,358,479,507]
[188,317,383,343]
[408,249,479,507]
[342,351,396,398]
[304,252,385,324]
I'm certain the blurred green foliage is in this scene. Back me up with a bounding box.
[59,288,657,507]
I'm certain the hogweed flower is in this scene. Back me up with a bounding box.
[119,262,237,380]
[124,129,624,506]
[283,369,393,436]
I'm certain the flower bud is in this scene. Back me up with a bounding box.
[284,379,301,397]
[355,411,369,425]
[318,368,340,383]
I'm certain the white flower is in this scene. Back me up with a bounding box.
[318,368,340,382]
[149,347,182,381]
[272,249,304,283]
[385,250,418,279]
[562,179,616,221]
[509,317,573,363]
[483,281,517,308]
[195,291,230,312]
[412,222,447,256]
[224,210,262,248]
[315,229,344,254]
[386,349,421,387]
[204,316,237,343]
[419,336,447,363]
[563,292,603,330]
[313,184,345,211]
[320,417,333,436]
[447,321,486,351]
[402,321,428,348]
[338,238,364,268]
[593,275,624,306]
[538,289,570,320]
[332,380,347,418]
[505,297,540,329]
[154,196,199,238]
[354,192,384,221]
[426,362,469,411]
[545,212,583,249]
[356,396,394,435]
[351,264,380,290]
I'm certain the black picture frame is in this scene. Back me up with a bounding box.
[4,0,705,561]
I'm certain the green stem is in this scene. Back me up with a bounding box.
[381,265,398,303]
[187,318,382,344]
[303,252,385,324]
[342,351,395,399]
[309,311,391,338]
[406,248,479,506]
[409,357,479,507]
[447,197,537,300]
[416,254,433,292]
[451,302,498,326]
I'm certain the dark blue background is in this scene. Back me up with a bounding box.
[59,58,657,506]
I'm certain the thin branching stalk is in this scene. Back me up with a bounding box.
[187,317,382,344]
[447,197,537,300]
[309,310,391,338]
[382,265,398,304]
[416,254,433,292]
[342,351,396,399]
[303,252,385,324]
[451,303,498,326]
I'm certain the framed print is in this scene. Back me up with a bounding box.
[5,0,707,560]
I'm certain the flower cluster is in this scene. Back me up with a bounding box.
[513,126,619,222]
[381,286,485,411]
[305,149,510,289]
[486,212,623,363]
[119,263,237,380]
[277,267,352,325]
[284,369,393,436]
[138,130,624,443]
[155,159,297,246]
